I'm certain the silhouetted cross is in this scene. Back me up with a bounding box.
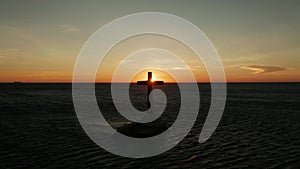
[137,72,164,108]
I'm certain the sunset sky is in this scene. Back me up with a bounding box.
[0,0,299,82]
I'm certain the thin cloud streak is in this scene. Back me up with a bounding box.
[59,24,80,33]
[0,48,21,59]
[0,54,7,58]
[241,65,287,74]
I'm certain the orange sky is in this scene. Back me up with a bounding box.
[0,1,299,83]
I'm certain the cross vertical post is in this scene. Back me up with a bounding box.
[147,72,152,108]
[137,72,164,108]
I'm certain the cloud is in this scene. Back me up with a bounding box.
[0,48,21,59]
[7,48,21,52]
[0,54,7,58]
[241,65,287,74]
[172,66,188,70]
[10,27,43,44]
[60,24,80,33]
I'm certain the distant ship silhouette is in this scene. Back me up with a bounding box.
[13,81,22,84]
[116,72,168,138]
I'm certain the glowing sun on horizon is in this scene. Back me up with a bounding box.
[151,76,156,82]
[131,70,176,83]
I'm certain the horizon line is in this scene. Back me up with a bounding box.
[1,81,299,84]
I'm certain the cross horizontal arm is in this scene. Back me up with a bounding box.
[137,81,148,85]
[137,80,164,85]
[152,81,164,85]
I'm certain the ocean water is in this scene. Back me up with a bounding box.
[0,83,299,168]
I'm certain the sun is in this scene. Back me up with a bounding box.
[151,76,156,82]
[131,70,177,83]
